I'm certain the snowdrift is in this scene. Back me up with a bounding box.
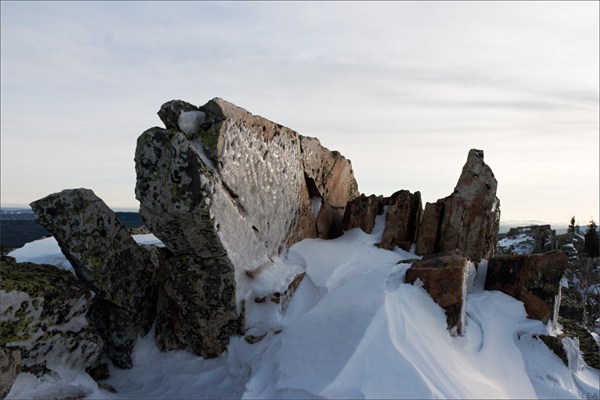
[6,216,599,399]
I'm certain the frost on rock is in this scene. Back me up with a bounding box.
[561,336,584,372]
[135,98,358,356]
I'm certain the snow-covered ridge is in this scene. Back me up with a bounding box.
[6,218,599,399]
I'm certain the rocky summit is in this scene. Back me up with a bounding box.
[9,98,515,371]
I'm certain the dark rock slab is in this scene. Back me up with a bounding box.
[379,190,423,251]
[485,250,567,323]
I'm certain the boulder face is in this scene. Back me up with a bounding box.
[485,250,568,323]
[137,98,358,275]
[135,98,358,356]
[416,149,500,262]
[0,256,102,376]
[404,250,475,335]
[29,188,157,367]
[379,190,423,251]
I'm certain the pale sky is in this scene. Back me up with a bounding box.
[1,1,598,225]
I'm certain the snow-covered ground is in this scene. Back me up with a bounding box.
[6,218,600,399]
[497,229,536,255]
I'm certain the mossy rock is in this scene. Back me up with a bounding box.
[0,256,102,372]
[1,256,89,298]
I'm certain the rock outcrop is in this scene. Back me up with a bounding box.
[342,194,384,234]
[0,256,102,377]
[404,250,475,335]
[496,225,556,255]
[379,190,423,251]
[415,149,500,262]
[485,250,567,323]
[29,188,157,367]
[135,98,358,356]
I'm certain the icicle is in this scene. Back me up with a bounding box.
[550,282,562,333]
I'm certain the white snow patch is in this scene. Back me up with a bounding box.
[177,110,206,136]
[7,234,164,275]
[311,196,322,218]
[190,139,216,171]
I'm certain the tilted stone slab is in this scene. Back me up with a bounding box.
[30,188,157,333]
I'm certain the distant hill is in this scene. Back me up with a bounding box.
[0,208,143,250]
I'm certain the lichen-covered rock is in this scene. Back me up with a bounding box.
[496,225,556,255]
[485,250,568,323]
[415,149,500,262]
[29,189,158,333]
[87,299,136,369]
[404,250,475,335]
[0,347,21,399]
[135,98,358,356]
[379,190,423,251]
[155,254,241,357]
[342,194,384,234]
[0,256,102,376]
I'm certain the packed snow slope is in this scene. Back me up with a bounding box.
[7,216,599,399]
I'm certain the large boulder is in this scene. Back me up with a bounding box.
[0,256,102,376]
[30,188,158,366]
[404,250,475,335]
[379,190,423,251]
[135,98,358,356]
[415,149,500,262]
[485,250,568,323]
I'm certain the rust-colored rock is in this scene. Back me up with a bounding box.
[302,136,359,239]
[485,250,567,323]
[342,194,384,234]
[415,149,500,262]
[405,250,474,335]
[379,190,423,251]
